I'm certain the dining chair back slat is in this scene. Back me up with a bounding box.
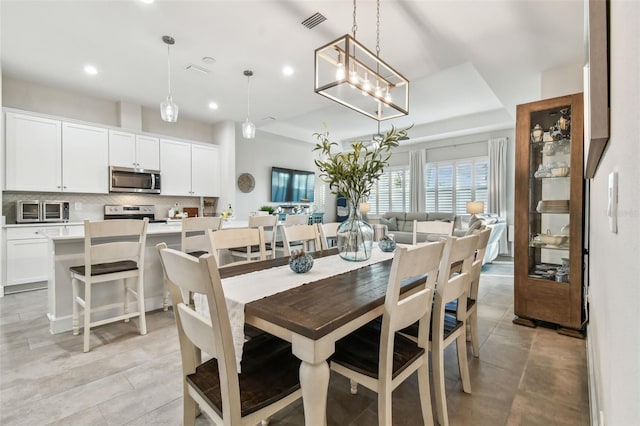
[281,224,322,256]
[412,220,455,245]
[229,215,278,260]
[319,222,340,250]
[181,216,222,256]
[208,228,266,267]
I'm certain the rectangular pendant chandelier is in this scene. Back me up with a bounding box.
[314,34,409,121]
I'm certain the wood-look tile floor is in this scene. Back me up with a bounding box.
[0,259,590,425]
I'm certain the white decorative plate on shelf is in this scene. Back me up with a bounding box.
[237,173,255,193]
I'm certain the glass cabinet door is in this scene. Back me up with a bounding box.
[527,105,572,283]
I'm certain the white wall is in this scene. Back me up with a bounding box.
[2,76,217,143]
[587,1,640,424]
[234,129,319,220]
[541,61,585,99]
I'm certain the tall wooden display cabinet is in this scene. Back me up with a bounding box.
[514,93,586,336]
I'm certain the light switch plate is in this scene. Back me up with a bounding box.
[74,202,83,211]
[607,171,617,233]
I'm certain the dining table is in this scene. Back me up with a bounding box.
[202,246,428,426]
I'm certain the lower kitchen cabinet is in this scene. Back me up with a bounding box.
[3,224,83,293]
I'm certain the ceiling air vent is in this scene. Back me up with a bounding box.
[301,12,326,29]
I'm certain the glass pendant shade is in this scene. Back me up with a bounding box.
[242,118,255,139]
[242,70,255,139]
[160,95,179,122]
[160,35,178,123]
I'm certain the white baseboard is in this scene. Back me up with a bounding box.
[587,324,602,425]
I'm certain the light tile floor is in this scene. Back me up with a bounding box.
[0,259,589,425]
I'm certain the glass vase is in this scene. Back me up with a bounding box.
[337,200,373,262]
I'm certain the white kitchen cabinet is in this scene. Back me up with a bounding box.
[62,122,109,193]
[4,112,108,193]
[191,143,220,196]
[160,139,220,196]
[109,130,160,170]
[5,112,63,192]
[3,225,83,290]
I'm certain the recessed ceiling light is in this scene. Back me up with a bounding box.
[139,0,154,4]
[208,102,219,110]
[83,65,98,75]
[202,56,216,64]
[282,66,294,76]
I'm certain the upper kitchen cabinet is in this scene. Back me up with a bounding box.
[5,112,109,194]
[109,130,160,170]
[160,139,220,197]
[191,143,220,197]
[5,112,63,192]
[62,122,109,193]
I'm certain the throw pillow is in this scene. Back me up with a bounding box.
[380,216,398,231]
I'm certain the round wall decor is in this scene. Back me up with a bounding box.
[237,173,255,193]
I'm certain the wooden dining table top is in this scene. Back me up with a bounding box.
[218,247,427,341]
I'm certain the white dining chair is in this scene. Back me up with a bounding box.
[70,218,148,352]
[156,244,302,426]
[208,228,266,267]
[446,227,492,357]
[162,216,222,311]
[412,220,455,245]
[330,242,444,426]
[181,216,223,258]
[319,221,340,250]
[280,224,322,256]
[230,215,278,260]
[400,234,478,426]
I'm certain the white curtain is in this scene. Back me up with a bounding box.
[488,137,508,253]
[409,149,426,212]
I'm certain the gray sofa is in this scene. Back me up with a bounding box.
[367,212,457,244]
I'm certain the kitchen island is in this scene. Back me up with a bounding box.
[45,219,249,334]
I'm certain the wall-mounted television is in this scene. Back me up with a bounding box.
[271,167,315,203]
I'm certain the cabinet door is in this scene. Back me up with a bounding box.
[5,112,62,192]
[62,122,109,193]
[108,129,137,168]
[191,144,220,196]
[6,238,49,285]
[160,139,192,196]
[135,135,160,170]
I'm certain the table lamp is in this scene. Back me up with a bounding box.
[466,201,484,215]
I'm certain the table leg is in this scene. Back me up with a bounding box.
[299,360,330,426]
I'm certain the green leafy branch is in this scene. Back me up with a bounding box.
[313,125,410,204]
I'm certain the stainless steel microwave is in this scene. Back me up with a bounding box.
[16,200,70,223]
[109,166,161,194]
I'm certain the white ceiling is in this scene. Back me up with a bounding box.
[0,0,585,145]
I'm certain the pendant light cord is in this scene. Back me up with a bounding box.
[166,43,172,96]
[376,0,381,57]
[352,0,358,39]
[246,74,251,119]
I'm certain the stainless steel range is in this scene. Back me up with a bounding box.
[104,205,165,223]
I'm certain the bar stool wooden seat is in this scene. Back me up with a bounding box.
[70,218,148,353]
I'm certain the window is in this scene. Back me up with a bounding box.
[425,157,488,214]
[368,167,410,215]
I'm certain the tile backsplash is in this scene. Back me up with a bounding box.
[2,192,217,224]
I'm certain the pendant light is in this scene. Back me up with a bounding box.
[242,70,255,139]
[314,0,409,121]
[160,35,178,122]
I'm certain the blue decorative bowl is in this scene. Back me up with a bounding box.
[289,252,314,273]
[378,238,397,252]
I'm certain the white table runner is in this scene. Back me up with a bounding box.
[195,247,395,370]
